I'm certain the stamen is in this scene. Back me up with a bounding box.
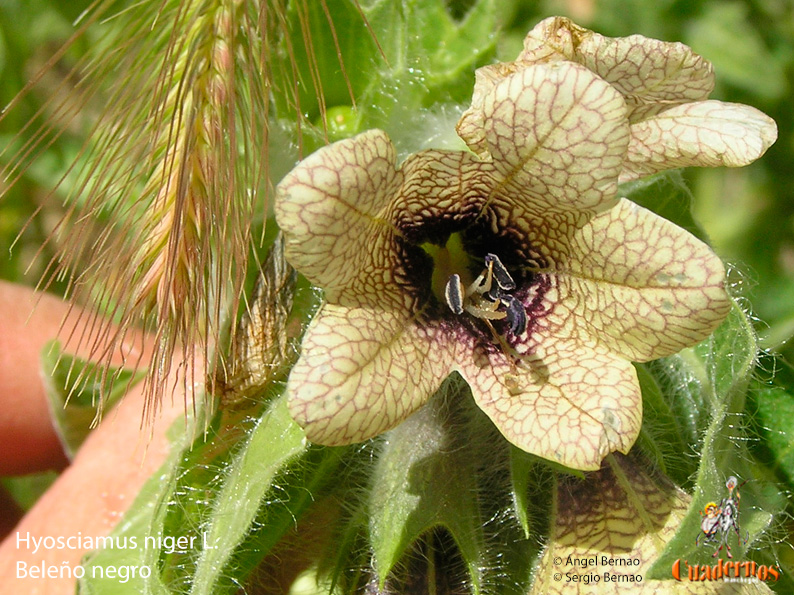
[500,295,528,335]
[446,254,528,342]
[445,274,465,314]
[484,283,502,303]
[484,253,516,291]
[467,271,490,297]
[465,304,506,320]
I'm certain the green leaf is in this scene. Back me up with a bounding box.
[1,472,58,511]
[40,340,145,458]
[189,394,321,595]
[323,507,371,594]
[359,0,496,148]
[271,0,374,123]
[76,393,336,595]
[368,375,485,592]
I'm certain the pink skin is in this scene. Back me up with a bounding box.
[0,281,201,593]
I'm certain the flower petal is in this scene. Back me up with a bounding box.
[458,337,641,471]
[531,454,692,594]
[459,16,719,159]
[274,130,408,309]
[540,198,731,362]
[393,148,491,234]
[457,64,517,159]
[286,304,454,445]
[520,17,715,121]
[516,15,580,64]
[481,62,630,214]
[621,100,778,182]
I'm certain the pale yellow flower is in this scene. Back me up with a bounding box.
[457,16,777,182]
[275,34,772,470]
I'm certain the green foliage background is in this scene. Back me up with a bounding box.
[2,0,794,593]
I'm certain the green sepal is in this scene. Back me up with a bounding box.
[368,375,485,593]
[646,301,787,577]
[634,363,697,487]
[510,446,583,539]
[189,396,349,595]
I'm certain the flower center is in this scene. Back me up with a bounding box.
[421,233,527,337]
[420,233,474,301]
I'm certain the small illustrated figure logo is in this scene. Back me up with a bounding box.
[696,476,749,558]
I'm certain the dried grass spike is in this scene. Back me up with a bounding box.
[215,233,298,406]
